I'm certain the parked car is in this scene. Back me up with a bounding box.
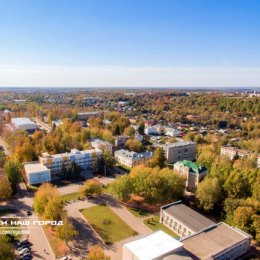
[18,244,29,251]
[19,248,30,255]
[21,252,31,259]
[17,239,29,247]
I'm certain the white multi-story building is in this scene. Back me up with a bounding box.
[114,149,153,168]
[145,124,164,135]
[24,163,51,185]
[39,148,102,175]
[24,148,103,184]
[91,139,113,154]
[162,141,197,164]
[164,127,182,137]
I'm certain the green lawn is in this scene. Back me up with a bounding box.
[61,192,84,202]
[80,205,137,244]
[143,216,179,239]
[128,207,151,218]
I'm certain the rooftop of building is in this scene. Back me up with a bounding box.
[181,222,251,260]
[91,139,111,145]
[175,160,207,175]
[162,201,215,233]
[11,117,36,126]
[24,163,49,173]
[40,148,102,159]
[123,230,183,260]
[115,149,153,160]
[163,141,196,148]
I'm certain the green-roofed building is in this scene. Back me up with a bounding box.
[174,160,207,191]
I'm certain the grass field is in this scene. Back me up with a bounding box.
[128,207,151,218]
[80,205,137,244]
[61,192,84,202]
[143,216,179,239]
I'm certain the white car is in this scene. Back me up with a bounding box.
[19,248,30,255]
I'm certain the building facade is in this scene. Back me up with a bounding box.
[24,163,51,185]
[174,160,207,191]
[39,148,102,176]
[114,149,153,168]
[162,141,197,164]
[160,201,215,238]
[221,146,260,168]
[114,135,130,149]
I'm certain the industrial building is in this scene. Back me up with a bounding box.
[122,230,184,260]
[11,117,37,133]
[160,201,215,238]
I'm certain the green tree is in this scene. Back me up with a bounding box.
[4,160,21,193]
[125,139,143,152]
[55,219,78,244]
[0,236,14,260]
[109,175,133,201]
[196,178,222,212]
[103,150,116,176]
[233,206,254,233]
[148,147,166,169]
[138,122,145,135]
[80,179,102,196]
[224,171,251,199]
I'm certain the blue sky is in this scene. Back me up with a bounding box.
[0,0,260,87]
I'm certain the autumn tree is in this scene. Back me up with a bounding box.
[0,236,14,260]
[87,245,111,260]
[125,139,143,152]
[55,218,78,244]
[0,176,12,200]
[33,183,63,219]
[195,178,222,212]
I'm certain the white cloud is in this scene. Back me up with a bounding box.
[0,65,260,87]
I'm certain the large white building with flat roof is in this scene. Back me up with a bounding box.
[123,230,184,260]
[24,163,51,185]
[11,117,37,133]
